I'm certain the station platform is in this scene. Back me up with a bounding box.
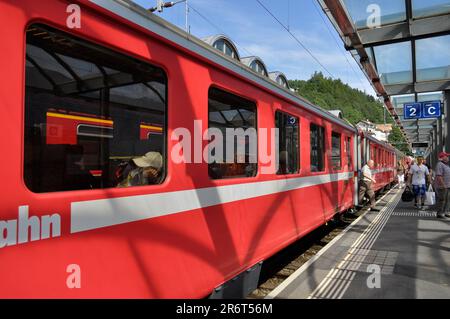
[267,188,450,299]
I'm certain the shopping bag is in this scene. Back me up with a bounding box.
[425,185,436,206]
[401,186,414,202]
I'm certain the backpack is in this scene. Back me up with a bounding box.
[114,161,134,185]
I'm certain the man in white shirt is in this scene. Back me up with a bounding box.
[358,160,379,211]
[408,156,430,210]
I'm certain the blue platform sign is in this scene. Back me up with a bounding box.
[422,101,441,118]
[403,101,442,119]
[404,103,422,119]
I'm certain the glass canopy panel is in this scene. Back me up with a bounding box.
[342,0,406,29]
[412,0,450,18]
[373,42,413,84]
[26,44,73,84]
[391,94,415,109]
[365,48,375,65]
[416,35,450,82]
[418,91,444,102]
[56,54,103,80]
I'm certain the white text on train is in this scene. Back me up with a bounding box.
[0,206,61,249]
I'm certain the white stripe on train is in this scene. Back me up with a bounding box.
[70,168,392,233]
[71,168,395,234]
[0,169,394,249]
[71,172,359,233]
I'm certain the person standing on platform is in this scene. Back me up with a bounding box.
[423,158,432,188]
[357,160,379,212]
[434,152,450,219]
[396,160,405,189]
[408,156,430,210]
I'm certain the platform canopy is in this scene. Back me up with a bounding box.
[319,0,450,160]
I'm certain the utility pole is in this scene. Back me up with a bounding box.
[149,0,189,33]
[185,0,189,34]
[156,0,164,12]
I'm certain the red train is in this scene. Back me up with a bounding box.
[0,0,400,298]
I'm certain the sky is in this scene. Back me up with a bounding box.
[133,0,377,96]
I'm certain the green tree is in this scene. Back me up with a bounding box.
[289,72,410,154]
[388,126,411,155]
[289,72,387,125]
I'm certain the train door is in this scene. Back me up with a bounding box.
[354,133,360,206]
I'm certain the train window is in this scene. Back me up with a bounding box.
[346,136,352,170]
[24,24,167,192]
[208,87,257,179]
[377,148,380,166]
[373,146,376,164]
[378,149,382,167]
[331,132,342,170]
[275,111,299,175]
[376,149,379,167]
[310,123,325,172]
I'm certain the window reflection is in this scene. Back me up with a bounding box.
[24,24,166,193]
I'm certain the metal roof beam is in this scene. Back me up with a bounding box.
[407,131,431,136]
[353,14,450,48]
[407,131,431,137]
[397,117,437,123]
[403,126,434,130]
[58,72,135,95]
[385,80,450,95]
[319,0,411,145]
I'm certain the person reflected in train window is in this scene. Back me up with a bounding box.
[245,162,257,177]
[278,151,290,175]
[244,153,257,177]
[209,161,224,179]
[348,161,353,171]
[396,160,405,189]
[65,145,96,191]
[117,151,163,187]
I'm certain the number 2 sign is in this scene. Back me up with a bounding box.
[404,103,422,119]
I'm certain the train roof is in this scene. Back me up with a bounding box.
[360,130,397,152]
[87,0,357,132]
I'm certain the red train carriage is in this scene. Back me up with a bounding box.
[0,0,398,298]
[359,131,397,192]
[359,132,398,191]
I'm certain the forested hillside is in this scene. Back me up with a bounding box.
[289,72,386,125]
[289,72,410,154]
